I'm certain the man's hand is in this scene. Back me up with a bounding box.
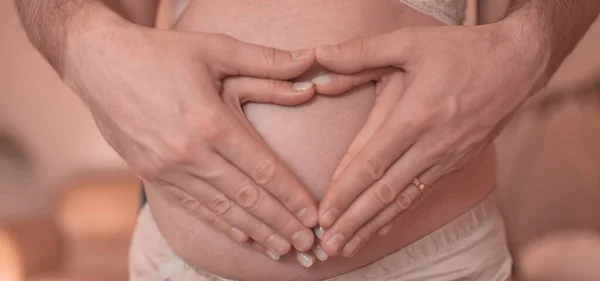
[64,16,320,256]
[312,22,552,257]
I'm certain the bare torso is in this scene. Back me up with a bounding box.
[143,1,496,280]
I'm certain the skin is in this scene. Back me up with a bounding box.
[315,0,600,257]
[146,2,493,279]
[13,0,600,279]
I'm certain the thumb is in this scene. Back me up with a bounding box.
[221,77,316,106]
[206,34,315,80]
[312,67,396,96]
[315,29,414,73]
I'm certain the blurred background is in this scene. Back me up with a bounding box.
[0,0,599,281]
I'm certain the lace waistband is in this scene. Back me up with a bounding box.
[398,0,466,25]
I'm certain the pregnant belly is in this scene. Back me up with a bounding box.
[144,1,497,280]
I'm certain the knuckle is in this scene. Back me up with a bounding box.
[356,225,376,239]
[208,196,232,216]
[266,79,286,94]
[209,34,236,56]
[210,216,227,232]
[269,214,290,232]
[250,221,271,239]
[196,110,229,143]
[415,103,440,126]
[199,167,226,182]
[163,139,195,166]
[275,189,294,207]
[181,197,203,214]
[394,192,413,211]
[235,183,261,210]
[252,159,278,186]
[358,37,372,59]
[371,182,394,207]
[262,47,277,72]
[362,157,385,181]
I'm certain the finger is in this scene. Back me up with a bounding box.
[318,84,420,229]
[206,34,315,79]
[221,77,315,106]
[196,155,316,252]
[342,185,421,256]
[296,251,316,268]
[312,244,329,262]
[251,241,281,261]
[311,67,396,96]
[174,173,294,256]
[377,223,393,236]
[339,157,440,257]
[213,118,319,230]
[323,143,429,256]
[315,30,415,73]
[331,72,406,182]
[376,167,440,237]
[157,184,250,243]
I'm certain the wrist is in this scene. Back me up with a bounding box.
[62,3,137,86]
[490,9,554,93]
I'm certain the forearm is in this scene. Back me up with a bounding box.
[503,0,600,75]
[13,0,156,76]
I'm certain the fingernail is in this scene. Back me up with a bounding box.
[267,234,291,255]
[378,225,393,236]
[313,226,325,239]
[292,231,314,251]
[321,208,340,227]
[296,252,315,268]
[230,227,247,242]
[292,81,314,91]
[342,236,364,257]
[313,245,328,261]
[291,49,312,60]
[326,233,345,253]
[266,250,280,261]
[296,205,317,227]
[312,74,333,85]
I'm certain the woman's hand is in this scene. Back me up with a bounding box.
[152,75,317,261]
[64,19,320,257]
[312,24,551,257]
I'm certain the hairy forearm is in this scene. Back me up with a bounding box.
[504,0,600,75]
[13,0,156,76]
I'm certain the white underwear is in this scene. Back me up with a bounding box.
[129,195,512,281]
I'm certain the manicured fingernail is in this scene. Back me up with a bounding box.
[267,234,290,255]
[326,233,345,253]
[291,49,312,60]
[266,250,280,261]
[313,245,328,261]
[342,236,364,257]
[296,206,317,227]
[230,227,247,242]
[292,231,314,251]
[312,74,333,85]
[321,208,340,227]
[296,252,315,268]
[378,225,393,236]
[292,81,314,91]
[313,226,325,239]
